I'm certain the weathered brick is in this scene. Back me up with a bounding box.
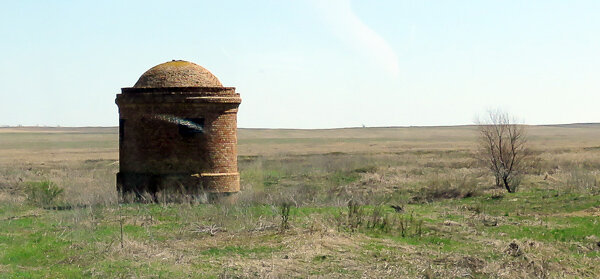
[115,60,241,195]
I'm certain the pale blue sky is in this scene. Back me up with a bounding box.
[1,0,598,128]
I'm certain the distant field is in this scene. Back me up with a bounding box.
[1,125,599,278]
[3,123,600,158]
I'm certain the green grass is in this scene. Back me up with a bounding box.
[487,216,600,243]
[1,125,600,277]
[0,191,599,277]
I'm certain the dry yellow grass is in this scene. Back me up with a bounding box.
[2,124,599,206]
[1,124,599,278]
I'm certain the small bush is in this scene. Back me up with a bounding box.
[24,180,64,208]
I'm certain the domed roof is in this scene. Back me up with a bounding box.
[133,60,223,88]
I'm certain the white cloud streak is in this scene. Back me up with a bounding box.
[313,0,400,77]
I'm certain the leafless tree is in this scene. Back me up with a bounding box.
[476,110,530,193]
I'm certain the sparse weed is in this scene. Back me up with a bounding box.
[24,180,64,208]
[398,212,423,238]
[411,175,481,203]
[346,200,364,232]
[337,201,424,237]
[366,205,388,231]
[564,167,599,194]
[279,202,292,231]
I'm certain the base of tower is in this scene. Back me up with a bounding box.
[117,172,239,203]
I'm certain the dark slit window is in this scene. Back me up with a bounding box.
[178,118,204,136]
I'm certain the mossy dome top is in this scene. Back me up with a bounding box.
[133,60,223,88]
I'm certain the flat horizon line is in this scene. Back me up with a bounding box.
[1,122,599,130]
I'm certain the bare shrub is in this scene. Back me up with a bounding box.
[476,110,531,193]
[279,202,292,231]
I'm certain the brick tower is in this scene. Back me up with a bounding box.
[115,60,241,198]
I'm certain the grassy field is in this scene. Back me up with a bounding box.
[1,125,599,278]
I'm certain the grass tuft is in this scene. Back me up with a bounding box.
[24,180,65,208]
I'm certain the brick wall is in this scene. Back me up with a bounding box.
[115,87,241,194]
